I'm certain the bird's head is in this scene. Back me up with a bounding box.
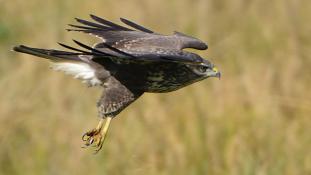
[187,59,221,80]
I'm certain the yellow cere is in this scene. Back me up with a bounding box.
[212,67,219,73]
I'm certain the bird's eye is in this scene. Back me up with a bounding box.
[198,65,208,73]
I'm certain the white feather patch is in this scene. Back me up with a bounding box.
[51,62,102,86]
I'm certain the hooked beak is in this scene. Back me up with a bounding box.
[212,67,221,79]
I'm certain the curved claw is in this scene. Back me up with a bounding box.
[93,147,102,154]
[81,117,112,153]
[93,142,104,154]
[82,117,112,154]
[82,133,89,141]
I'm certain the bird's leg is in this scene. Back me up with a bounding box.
[82,117,113,153]
[82,119,104,146]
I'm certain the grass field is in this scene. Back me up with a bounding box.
[1,0,311,174]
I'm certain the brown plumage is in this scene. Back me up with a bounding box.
[13,15,220,153]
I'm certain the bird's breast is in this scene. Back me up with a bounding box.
[115,63,200,93]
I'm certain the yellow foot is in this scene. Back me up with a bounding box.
[82,117,112,153]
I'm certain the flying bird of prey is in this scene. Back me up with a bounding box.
[13,15,220,153]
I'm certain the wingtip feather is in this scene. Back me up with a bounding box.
[12,45,28,53]
[120,17,154,33]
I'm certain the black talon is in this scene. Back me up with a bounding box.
[96,138,102,146]
[94,144,103,154]
[82,133,88,141]
[93,148,100,154]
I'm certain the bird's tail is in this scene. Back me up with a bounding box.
[13,45,84,62]
[13,44,104,87]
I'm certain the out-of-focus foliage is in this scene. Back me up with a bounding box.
[1,0,310,174]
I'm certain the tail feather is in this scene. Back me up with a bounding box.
[13,45,102,86]
[13,45,82,62]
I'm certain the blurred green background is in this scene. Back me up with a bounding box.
[1,0,311,174]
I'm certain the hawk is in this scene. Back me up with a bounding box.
[13,15,220,153]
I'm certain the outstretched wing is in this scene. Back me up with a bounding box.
[67,15,152,45]
[68,15,207,62]
[97,77,143,117]
[59,40,205,64]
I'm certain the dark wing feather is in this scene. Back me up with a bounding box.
[58,42,95,54]
[74,17,111,30]
[94,42,204,64]
[120,18,154,33]
[57,40,140,64]
[72,39,113,57]
[67,24,101,31]
[90,15,132,31]
[55,40,203,64]
[13,45,87,61]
